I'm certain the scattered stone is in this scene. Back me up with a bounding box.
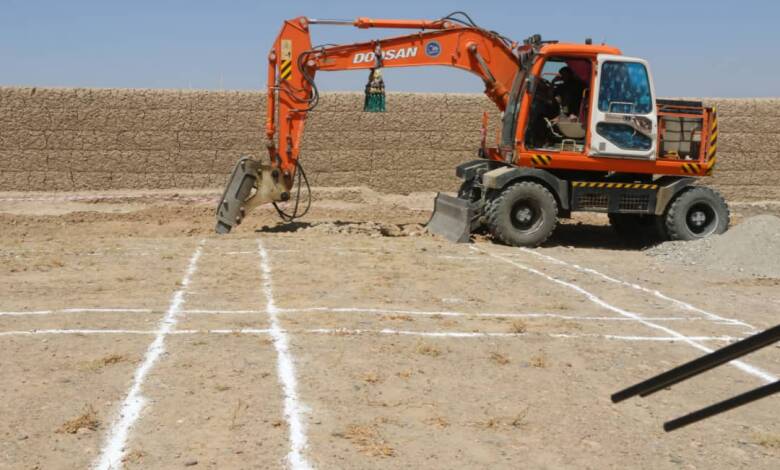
[646,215,780,278]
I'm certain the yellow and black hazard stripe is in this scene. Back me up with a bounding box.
[705,108,718,174]
[681,162,702,174]
[572,181,658,190]
[704,156,717,175]
[530,154,552,166]
[280,59,293,81]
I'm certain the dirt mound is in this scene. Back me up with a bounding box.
[646,215,780,277]
[257,221,428,238]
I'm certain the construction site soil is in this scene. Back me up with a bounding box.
[648,215,780,278]
[1,187,779,469]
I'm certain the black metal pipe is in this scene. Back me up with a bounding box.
[612,324,780,403]
[664,380,780,432]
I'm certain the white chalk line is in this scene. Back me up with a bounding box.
[92,240,205,470]
[278,306,710,323]
[0,308,154,316]
[0,193,217,203]
[473,246,778,384]
[518,248,756,329]
[0,306,739,329]
[258,240,313,470]
[0,327,739,343]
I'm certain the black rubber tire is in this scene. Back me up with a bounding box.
[609,213,668,243]
[486,181,558,247]
[664,186,730,241]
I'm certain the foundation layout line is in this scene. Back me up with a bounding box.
[278,306,729,323]
[0,328,741,343]
[92,240,205,470]
[258,240,313,470]
[473,246,777,384]
[519,248,756,329]
[0,306,745,326]
[0,308,154,316]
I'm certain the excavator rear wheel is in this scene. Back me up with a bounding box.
[664,186,729,240]
[486,181,558,247]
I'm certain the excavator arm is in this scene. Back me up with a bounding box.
[215,14,524,233]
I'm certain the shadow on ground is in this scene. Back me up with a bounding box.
[256,219,661,251]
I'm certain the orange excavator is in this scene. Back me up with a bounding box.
[215,12,727,246]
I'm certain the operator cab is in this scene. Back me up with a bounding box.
[523,51,658,161]
[524,57,592,153]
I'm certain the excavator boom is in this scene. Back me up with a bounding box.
[215,13,524,234]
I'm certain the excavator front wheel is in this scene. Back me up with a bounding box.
[486,181,558,247]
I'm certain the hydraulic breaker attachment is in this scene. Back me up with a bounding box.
[215,156,287,234]
[426,193,479,243]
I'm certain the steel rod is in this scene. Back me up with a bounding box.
[664,380,780,431]
[307,19,353,25]
[612,324,780,403]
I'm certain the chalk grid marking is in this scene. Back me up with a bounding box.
[473,246,777,384]
[1,305,744,325]
[258,240,313,470]
[0,327,740,343]
[517,248,755,329]
[92,240,205,470]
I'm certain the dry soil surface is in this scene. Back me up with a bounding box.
[0,187,779,470]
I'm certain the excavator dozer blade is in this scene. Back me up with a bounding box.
[426,193,476,243]
[215,156,260,234]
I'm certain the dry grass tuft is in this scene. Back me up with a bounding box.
[57,405,99,434]
[754,432,780,449]
[122,450,145,464]
[424,416,450,429]
[81,354,127,371]
[480,417,502,429]
[509,320,527,334]
[387,314,413,322]
[490,352,510,365]
[396,369,414,379]
[415,343,442,357]
[548,302,570,311]
[362,372,382,384]
[474,408,529,430]
[336,424,396,457]
[530,353,548,368]
[510,408,529,428]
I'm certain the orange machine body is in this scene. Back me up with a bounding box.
[265,16,717,189]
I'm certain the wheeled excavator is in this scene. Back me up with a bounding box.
[215,12,728,247]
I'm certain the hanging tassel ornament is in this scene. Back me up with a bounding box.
[363,68,386,112]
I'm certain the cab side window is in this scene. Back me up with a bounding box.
[598,62,652,115]
[596,61,653,150]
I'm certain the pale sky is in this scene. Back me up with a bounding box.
[1,0,777,97]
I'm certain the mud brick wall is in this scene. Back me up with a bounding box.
[0,87,778,201]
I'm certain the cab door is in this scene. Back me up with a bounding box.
[589,55,658,159]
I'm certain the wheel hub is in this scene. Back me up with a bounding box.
[689,210,707,227]
[514,206,533,224]
[685,203,718,236]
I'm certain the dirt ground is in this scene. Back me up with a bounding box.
[0,187,778,470]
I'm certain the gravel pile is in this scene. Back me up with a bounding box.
[646,215,780,277]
